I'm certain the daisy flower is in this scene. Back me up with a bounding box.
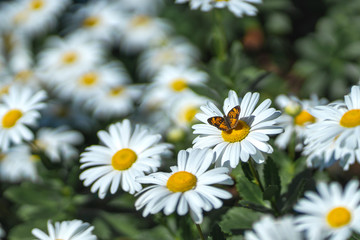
[37,33,104,84]
[69,1,124,43]
[294,180,360,240]
[117,0,164,14]
[138,37,199,77]
[175,0,213,12]
[118,14,172,54]
[244,215,303,240]
[212,0,262,17]
[0,144,39,182]
[135,148,233,224]
[142,65,208,110]
[6,0,70,38]
[34,126,84,163]
[303,85,360,170]
[53,62,127,104]
[0,86,47,151]
[79,119,172,199]
[192,90,282,168]
[274,94,327,151]
[32,219,97,240]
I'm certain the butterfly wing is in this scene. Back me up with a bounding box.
[226,105,240,129]
[207,116,229,131]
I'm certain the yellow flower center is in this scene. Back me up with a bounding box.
[181,106,198,123]
[30,0,44,10]
[83,16,100,28]
[326,207,352,228]
[13,11,29,24]
[294,110,316,126]
[79,72,98,86]
[109,87,124,97]
[2,109,23,128]
[111,148,137,171]
[0,85,10,96]
[221,120,250,143]
[131,15,151,27]
[15,70,33,82]
[61,52,78,65]
[30,155,40,162]
[167,171,197,192]
[340,109,360,128]
[284,102,302,116]
[170,78,188,92]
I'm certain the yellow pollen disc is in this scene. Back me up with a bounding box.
[2,109,22,128]
[15,70,33,82]
[0,154,5,162]
[182,106,198,123]
[222,120,250,143]
[111,148,137,171]
[284,103,302,117]
[340,109,360,128]
[30,0,44,10]
[61,52,78,65]
[170,78,188,92]
[326,207,351,228]
[294,110,316,126]
[131,15,151,27]
[167,171,197,192]
[79,72,98,86]
[109,87,124,97]
[83,16,100,28]
[13,11,29,24]
[30,155,40,162]
[0,85,10,96]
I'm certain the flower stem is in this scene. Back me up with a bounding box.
[195,223,205,240]
[248,159,264,192]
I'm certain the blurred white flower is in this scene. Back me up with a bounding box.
[295,180,360,240]
[34,126,83,163]
[117,0,164,14]
[2,0,70,37]
[135,148,233,224]
[274,94,327,151]
[0,86,46,151]
[244,215,303,240]
[118,14,172,54]
[80,119,172,199]
[0,144,39,182]
[37,33,105,84]
[32,219,97,240]
[69,0,124,43]
[138,37,199,77]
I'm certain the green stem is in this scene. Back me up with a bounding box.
[248,160,264,192]
[195,223,205,240]
[213,10,227,61]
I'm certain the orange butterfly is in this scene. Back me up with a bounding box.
[207,105,240,131]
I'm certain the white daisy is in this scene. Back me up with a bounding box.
[275,94,327,151]
[53,62,127,104]
[135,148,233,224]
[212,0,262,17]
[118,14,172,54]
[167,91,209,130]
[32,219,97,240]
[88,84,142,119]
[294,180,360,240]
[69,1,124,43]
[303,85,360,170]
[0,86,47,151]
[142,65,208,110]
[34,126,83,163]
[175,0,214,12]
[5,0,70,38]
[192,90,282,168]
[244,215,303,240]
[138,37,199,77]
[117,0,164,14]
[37,33,104,84]
[0,144,38,182]
[79,119,172,199]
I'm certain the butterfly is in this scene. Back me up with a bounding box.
[207,105,240,131]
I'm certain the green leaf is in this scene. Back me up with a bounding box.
[263,157,281,201]
[219,207,262,234]
[100,211,145,237]
[263,185,281,201]
[280,169,315,213]
[235,175,265,206]
[208,224,226,240]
